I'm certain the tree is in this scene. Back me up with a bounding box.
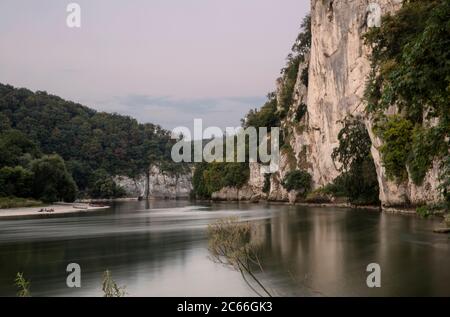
[0,166,34,198]
[282,170,312,196]
[88,169,126,199]
[331,117,379,205]
[364,0,449,187]
[0,129,41,167]
[30,154,77,203]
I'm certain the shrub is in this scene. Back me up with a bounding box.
[376,115,413,182]
[30,154,78,203]
[294,103,307,123]
[192,162,250,199]
[0,166,34,198]
[102,270,126,297]
[0,197,43,209]
[332,117,380,205]
[243,98,279,130]
[208,217,270,297]
[14,273,30,297]
[282,170,312,196]
[88,169,126,199]
[305,190,332,204]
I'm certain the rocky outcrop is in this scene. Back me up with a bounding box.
[113,175,147,198]
[302,0,441,207]
[115,165,192,199]
[148,165,192,199]
[212,0,443,208]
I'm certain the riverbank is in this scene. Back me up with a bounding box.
[0,204,110,218]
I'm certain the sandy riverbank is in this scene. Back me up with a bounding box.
[0,204,110,218]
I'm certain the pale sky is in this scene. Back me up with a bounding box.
[0,0,310,131]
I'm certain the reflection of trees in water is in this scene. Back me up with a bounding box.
[207,217,272,297]
[251,207,393,296]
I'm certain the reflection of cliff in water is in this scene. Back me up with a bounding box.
[251,206,449,296]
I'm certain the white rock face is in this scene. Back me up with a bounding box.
[148,165,192,199]
[299,0,441,207]
[115,165,192,199]
[366,3,382,28]
[213,0,443,207]
[113,175,147,198]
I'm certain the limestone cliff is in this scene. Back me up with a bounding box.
[115,165,192,199]
[305,0,441,207]
[213,0,444,208]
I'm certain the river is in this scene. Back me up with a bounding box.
[0,200,449,296]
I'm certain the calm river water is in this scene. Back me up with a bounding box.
[0,201,449,296]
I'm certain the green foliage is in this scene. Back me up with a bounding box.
[318,183,347,198]
[439,156,450,207]
[102,270,126,297]
[416,205,432,218]
[292,14,311,58]
[0,113,11,131]
[278,58,301,118]
[409,126,447,185]
[277,14,311,118]
[14,272,30,297]
[0,197,43,209]
[243,97,279,129]
[305,189,332,204]
[282,170,312,196]
[0,129,41,167]
[332,117,380,205]
[88,169,126,199]
[332,117,373,172]
[416,203,447,218]
[192,162,250,199]
[191,163,210,199]
[375,115,413,182]
[294,103,307,123]
[0,128,80,203]
[364,0,450,186]
[0,166,34,197]
[30,155,77,203]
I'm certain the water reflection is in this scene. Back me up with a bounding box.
[0,201,449,296]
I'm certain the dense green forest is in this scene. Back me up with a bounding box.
[0,83,180,204]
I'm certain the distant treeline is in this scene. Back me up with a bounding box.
[0,83,184,203]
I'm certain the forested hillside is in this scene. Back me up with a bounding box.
[0,83,179,203]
